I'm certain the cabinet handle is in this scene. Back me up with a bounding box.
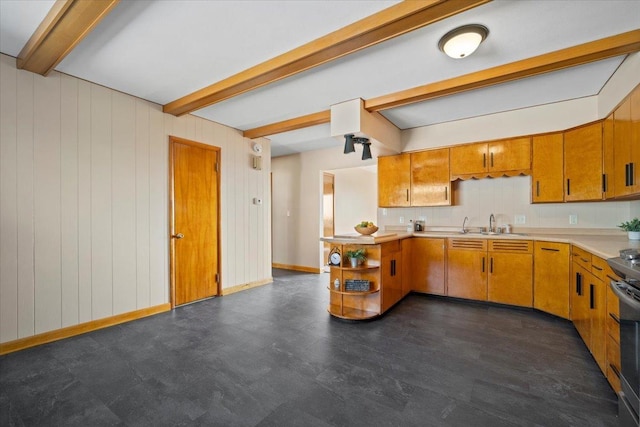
[406,189,409,202]
[541,247,559,252]
[590,284,595,309]
[576,272,582,295]
[580,257,588,263]
[490,152,494,168]
[593,265,603,271]
[490,257,493,273]
[602,173,607,193]
[609,312,620,324]
[483,153,486,168]
[567,179,570,195]
[482,257,485,273]
[625,163,630,187]
[536,181,540,197]
[444,186,448,201]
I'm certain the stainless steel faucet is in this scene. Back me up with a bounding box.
[462,216,469,234]
[489,213,495,233]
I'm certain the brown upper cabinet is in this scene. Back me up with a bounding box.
[450,137,531,180]
[564,121,603,202]
[613,86,640,198]
[603,113,616,199]
[411,148,451,206]
[378,153,410,207]
[531,132,564,203]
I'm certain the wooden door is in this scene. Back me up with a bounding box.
[489,137,531,172]
[170,136,220,306]
[381,241,402,312]
[571,263,591,344]
[378,154,410,207]
[533,241,570,319]
[602,114,615,199]
[564,122,603,201]
[446,239,487,301]
[631,85,640,194]
[588,274,607,373]
[450,143,487,178]
[613,97,632,197]
[412,238,446,295]
[411,149,451,206]
[488,252,532,307]
[531,133,564,203]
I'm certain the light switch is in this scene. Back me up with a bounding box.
[569,214,578,225]
[514,215,526,225]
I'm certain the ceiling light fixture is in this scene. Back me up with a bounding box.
[343,134,372,160]
[438,24,488,59]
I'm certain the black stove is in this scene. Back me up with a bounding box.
[607,248,640,427]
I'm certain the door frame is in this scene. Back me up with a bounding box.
[169,135,222,308]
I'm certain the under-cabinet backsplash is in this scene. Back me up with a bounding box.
[377,176,639,230]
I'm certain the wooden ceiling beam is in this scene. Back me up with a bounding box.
[163,0,491,116]
[365,29,640,111]
[17,0,120,76]
[244,30,640,138]
[243,110,331,139]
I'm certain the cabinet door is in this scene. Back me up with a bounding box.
[412,238,446,295]
[378,154,410,207]
[588,275,607,373]
[401,238,412,298]
[411,149,451,206]
[602,114,616,199]
[571,263,591,344]
[564,122,603,201]
[450,143,487,178]
[381,243,402,312]
[532,133,564,203]
[631,86,640,194]
[447,239,487,301]
[533,242,570,319]
[489,137,531,173]
[613,97,632,197]
[488,252,532,307]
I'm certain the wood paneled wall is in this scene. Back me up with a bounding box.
[0,54,271,343]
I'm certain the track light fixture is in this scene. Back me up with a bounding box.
[343,134,372,160]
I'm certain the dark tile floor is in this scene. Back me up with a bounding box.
[1,269,618,426]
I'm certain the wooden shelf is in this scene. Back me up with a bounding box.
[327,305,379,320]
[327,287,379,295]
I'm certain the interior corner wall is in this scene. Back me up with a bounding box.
[271,145,380,270]
[331,168,378,235]
[0,53,271,344]
[598,52,640,116]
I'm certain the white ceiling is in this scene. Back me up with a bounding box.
[1,0,639,157]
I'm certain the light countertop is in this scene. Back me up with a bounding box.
[321,230,640,259]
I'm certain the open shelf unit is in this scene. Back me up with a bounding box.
[327,243,382,320]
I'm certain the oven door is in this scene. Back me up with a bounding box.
[611,281,640,422]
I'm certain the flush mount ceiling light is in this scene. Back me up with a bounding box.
[343,134,372,160]
[438,24,488,59]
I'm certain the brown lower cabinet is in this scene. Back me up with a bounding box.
[488,240,533,307]
[411,238,446,295]
[533,241,570,318]
[447,239,488,300]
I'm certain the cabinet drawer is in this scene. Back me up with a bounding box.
[591,256,608,282]
[571,246,592,271]
[607,365,621,393]
[489,240,532,253]
[607,333,621,375]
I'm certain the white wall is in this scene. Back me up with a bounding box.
[632,201,640,219]
[0,54,271,343]
[330,167,377,235]
[378,176,633,231]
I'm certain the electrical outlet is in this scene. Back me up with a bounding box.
[569,214,578,225]
[514,215,526,225]
[382,208,387,216]
[418,216,426,222]
[399,216,404,224]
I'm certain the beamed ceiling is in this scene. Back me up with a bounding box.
[1,0,639,157]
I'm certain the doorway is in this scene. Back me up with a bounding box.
[169,136,221,307]
[322,173,335,272]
